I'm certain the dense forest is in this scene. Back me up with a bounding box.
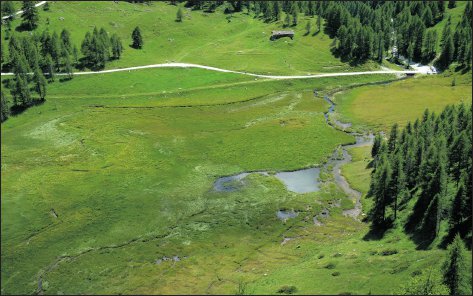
[369,102,472,248]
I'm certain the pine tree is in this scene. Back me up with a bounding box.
[44,54,55,81]
[110,34,123,59]
[422,7,433,27]
[317,14,321,32]
[371,133,382,158]
[60,29,72,52]
[449,173,467,232]
[388,123,398,152]
[1,1,15,18]
[21,1,39,30]
[448,0,456,9]
[176,7,183,22]
[370,153,392,226]
[50,32,62,71]
[284,13,291,28]
[291,5,298,26]
[273,1,281,21]
[33,65,47,101]
[81,31,92,59]
[442,234,470,295]
[1,91,9,122]
[72,45,79,64]
[131,26,143,49]
[305,20,311,35]
[12,75,31,107]
[64,54,73,80]
[438,26,454,69]
[99,28,111,60]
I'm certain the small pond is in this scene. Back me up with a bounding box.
[213,168,320,194]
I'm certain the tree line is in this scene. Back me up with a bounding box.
[368,102,472,247]
[80,26,124,70]
[180,1,471,69]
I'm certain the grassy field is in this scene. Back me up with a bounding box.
[332,73,472,132]
[2,1,472,295]
[2,1,388,75]
[2,67,450,294]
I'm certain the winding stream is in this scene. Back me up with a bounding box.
[214,90,373,220]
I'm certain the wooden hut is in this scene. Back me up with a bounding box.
[270,30,294,41]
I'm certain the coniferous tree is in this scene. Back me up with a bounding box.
[305,20,311,35]
[50,32,62,71]
[438,25,454,69]
[317,14,321,32]
[72,45,79,64]
[33,65,47,101]
[371,133,382,158]
[284,13,291,27]
[371,152,392,225]
[21,1,39,30]
[64,54,73,80]
[176,7,183,22]
[388,123,398,152]
[44,54,55,81]
[12,74,31,107]
[449,173,467,233]
[1,1,15,18]
[110,34,123,59]
[99,28,111,60]
[448,0,456,9]
[60,29,72,52]
[291,5,298,26]
[1,91,9,122]
[442,234,470,295]
[131,26,143,49]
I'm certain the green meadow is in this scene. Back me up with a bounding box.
[332,73,473,132]
[1,1,472,295]
[2,1,386,75]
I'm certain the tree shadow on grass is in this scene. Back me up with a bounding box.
[14,23,35,32]
[362,220,393,241]
[10,99,45,117]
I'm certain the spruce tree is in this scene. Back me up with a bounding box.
[442,234,470,295]
[439,31,454,69]
[131,26,143,49]
[448,0,456,9]
[64,54,73,80]
[284,13,291,28]
[45,54,55,81]
[1,1,15,18]
[388,123,398,152]
[12,75,31,107]
[72,45,79,64]
[449,173,467,233]
[110,34,123,59]
[1,91,9,122]
[33,65,47,101]
[176,7,183,22]
[60,29,72,52]
[50,32,62,71]
[371,133,382,158]
[292,6,298,26]
[21,1,39,30]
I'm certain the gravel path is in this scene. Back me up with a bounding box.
[1,1,47,20]
[0,62,429,78]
